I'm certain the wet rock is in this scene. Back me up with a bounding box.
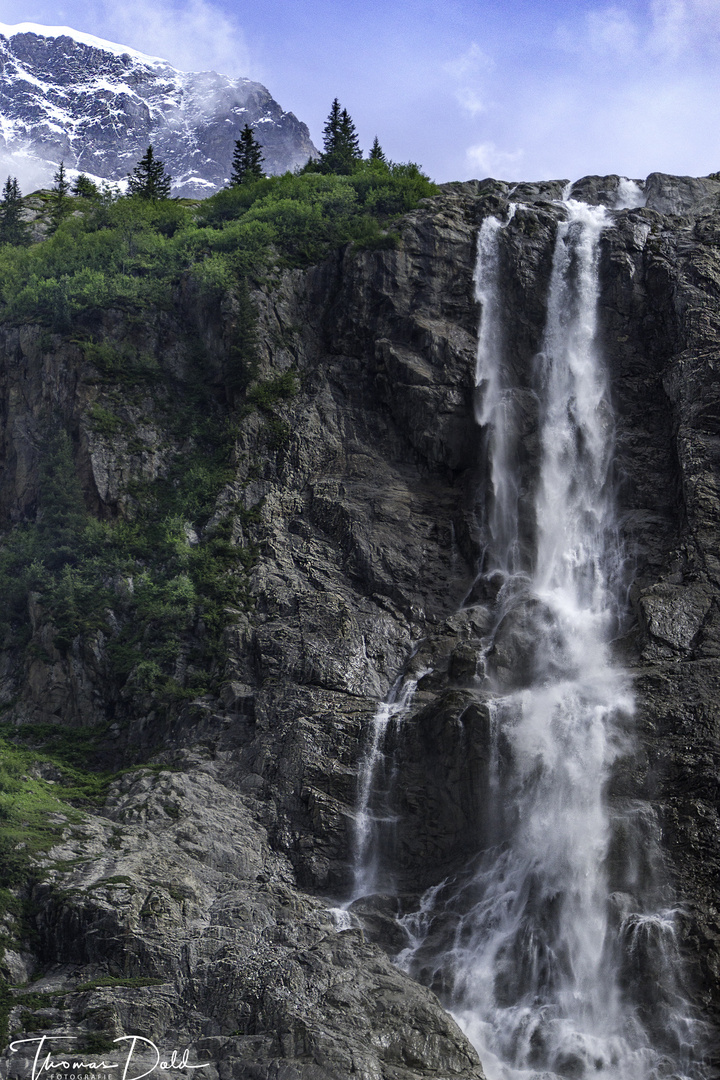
[568,174,626,206]
[390,692,493,887]
[634,580,714,654]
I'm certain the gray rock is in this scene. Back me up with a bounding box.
[643,172,720,215]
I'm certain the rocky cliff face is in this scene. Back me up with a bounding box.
[0,23,317,195]
[0,173,719,1079]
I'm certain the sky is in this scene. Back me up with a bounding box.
[0,0,719,183]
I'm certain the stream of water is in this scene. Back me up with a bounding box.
[349,197,709,1079]
[348,670,426,902]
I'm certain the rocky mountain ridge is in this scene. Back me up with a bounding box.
[0,23,317,196]
[0,170,718,1079]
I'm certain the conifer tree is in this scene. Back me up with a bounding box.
[230,125,265,185]
[0,176,27,245]
[127,145,172,200]
[319,98,362,174]
[369,136,387,164]
[338,108,360,160]
[53,161,70,198]
[322,98,343,156]
[72,174,99,198]
[224,276,259,401]
[49,161,71,231]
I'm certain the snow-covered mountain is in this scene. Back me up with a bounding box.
[0,22,318,197]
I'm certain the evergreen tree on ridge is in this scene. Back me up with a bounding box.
[49,161,72,231]
[319,98,362,174]
[230,125,265,185]
[0,176,27,245]
[127,146,172,200]
[369,136,387,164]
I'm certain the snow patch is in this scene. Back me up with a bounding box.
[0,22,170,67]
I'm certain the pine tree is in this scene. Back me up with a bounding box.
[0,176,27,245]
[338,108,360,160]
[319,99,362,174]
[49,161,71,231]
[72,174,99,198]
[224,276,259,401]
[53,161,70,198]
[322,98,343,156]
[127,145,172,200]
[230,125,265,185]
[369,136,387,164]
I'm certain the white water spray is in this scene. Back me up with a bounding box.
[614,178,646,210]
[349,671,426,902]
[452,201,639,1077]
[474,205,521,576]
[400,201,708,1079]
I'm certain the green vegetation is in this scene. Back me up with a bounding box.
[0,416,254,701]
[0,736,109,851]
[72,174,100,199]
[49,162,72,233]
[0,733,112,959]
[369,136,387,164]
[0,156,436,328]
[0,146,434,720]
[247,369,298,410]
[0,982,13,1043]
[317,97,362,175]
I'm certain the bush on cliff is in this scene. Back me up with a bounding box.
[0,161,437,326]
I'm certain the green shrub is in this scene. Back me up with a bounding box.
[87,403,123,436]
[248,370,298,410]
[0,161,436,326]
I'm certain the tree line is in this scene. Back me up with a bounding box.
[0,98,406,245]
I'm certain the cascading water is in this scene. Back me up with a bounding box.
[473,204,520,576]
[393,199,709,1080]
[348,670,426,902]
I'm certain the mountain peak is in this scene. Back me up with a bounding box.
[0,21,169,66]
[0,23,317,196]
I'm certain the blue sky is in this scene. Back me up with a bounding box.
[0,0,719,183]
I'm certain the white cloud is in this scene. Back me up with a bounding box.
[648,0,720,59]
[456,86,485,116]
[585,7,640,58]
[445,41,492,81]
[556,5,640,61]
[445,42,492,117]
[557,0,720,66]
[99,0,253,76]
[466,141,525,180]
[0,0,255,77]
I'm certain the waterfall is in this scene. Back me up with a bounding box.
[348,670,426,902]
[395,200,709,1080]
[614,178,646,210]
[474,205,520,577]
